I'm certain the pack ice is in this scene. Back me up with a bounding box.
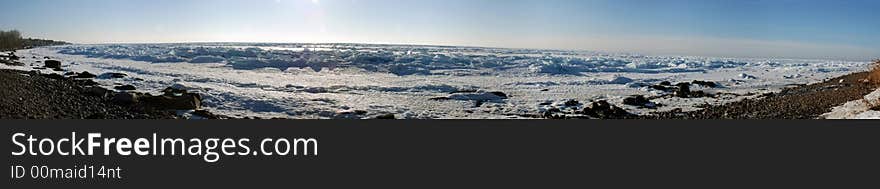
[6,43,872,119]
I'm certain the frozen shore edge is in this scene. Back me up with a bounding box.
[1,66,876,119]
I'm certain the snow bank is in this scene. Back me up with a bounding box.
[823,88,880,119]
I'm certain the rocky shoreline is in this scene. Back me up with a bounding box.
[0,69,175,119]
[645,71,879,119]
[1,50,225,119]
[1,66,874,119]
[516,70,879,120]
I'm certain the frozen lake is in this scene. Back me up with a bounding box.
[4,43,872,119]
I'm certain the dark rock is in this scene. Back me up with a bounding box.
[540,89,549,92]
[336,110,368,115]
[101,72,127,79]
[452,89,479,93]
[114,85,136,91]
[429,96,451,100]
[581,100,633,119]
[623,95,657,108]
[692,80,719,88]
[0,59,24,66]
[659,81,672,86]
[543,111,553,118]
[433,91,508,102]
[675,82,691,88]
[52,68,64,72]
[623,95,649,105]
[675,83,691,98]
[563,99,580,106]
[542,108,563,119]
[44,60,61,69]
[72,71,97,79]
[112,92,139,104]
[488,91,508,99]
[650,85,669,91]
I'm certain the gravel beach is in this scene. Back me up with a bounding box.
[0,69,177,119]
[645,71,879,119]
[2,67,875,119]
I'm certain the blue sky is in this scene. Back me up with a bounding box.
[1,0,877,59]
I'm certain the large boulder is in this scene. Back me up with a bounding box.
[44,60,61,69]
[581,100,633,119]
[674,83,691,98]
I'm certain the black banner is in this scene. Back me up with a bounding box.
[4,120,880,188]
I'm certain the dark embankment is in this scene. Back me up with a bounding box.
[645,71,880,119]
[0,69,177,119]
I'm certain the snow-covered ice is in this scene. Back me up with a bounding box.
[6,43,873,119]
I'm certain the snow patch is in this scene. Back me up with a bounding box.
[823,88,880,119]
